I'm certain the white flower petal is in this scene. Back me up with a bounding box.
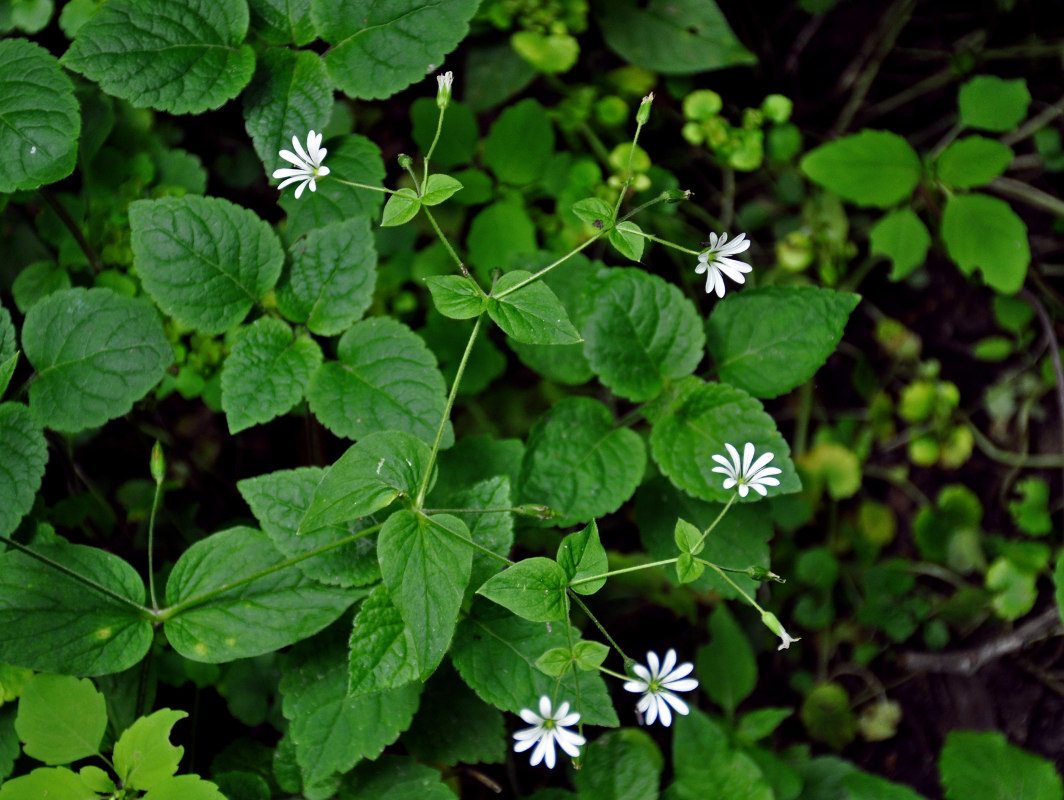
[519,708,541,725]
[513,736,537,753]
[663,677,700,693]
[538,695,553,718]
[624,679,649,693]
[646,651,660,676]
[643,695,659,725]
[660,691,690,716]
[631,664,653,683]
[659,649,677,677]
[656,697,673,727]
[662,661,694,681]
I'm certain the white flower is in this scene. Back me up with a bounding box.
[695,232,752,297]
[512,696,585,769]
[776,628,800,650]
[761,611,801,651]
[623,649,699,727]
[272,130,330,199]
[436,70,453,108]
[711,442,782,498]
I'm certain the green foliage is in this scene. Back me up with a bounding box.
[869,208,931,281]
[0,403,48,537]
[478,557,570,621]
[957,76,1031,132]
[557,521,608,595]
[940,730,1062,800]
[347,583,420,697]
[485,98,555,184]
[698,606,756,716]
[800,130,921,207]
[935,136,1013,189]
[575,728,663,800]
[14,674,106,764]
[489,270,582,345]
[113,709,186,790]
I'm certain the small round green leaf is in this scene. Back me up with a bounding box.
[870,208,931,281]
[958,76,1031,133]
[936,136,1013,189]
[425,275,486,320]
[0,403,47,537]
[800,130,921,208]
[15,674,106,765]
[484,98,554,185]
[941,193,1029,294]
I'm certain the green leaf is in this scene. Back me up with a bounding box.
[243,48,332,170]
[163,527,356,663]
[15,674,106,765]
[676,554,705,584]
[299,431,431,532]
[940,730,1062,800]
[535,647,576,677]
[936,136,1014,189]
[736,707,792,743]
[557,521,608,595]
[339,756,454,800]
[248,0,315,44]
[221,317,322,433]
[425,275,486,320]
[141,775,227,800]
[238,467,381,589]
[448,476,514,596]
[608,221,645,261]
[0,305,17,398]
[348,583,419,698]
[958,76,1031,133]
[130,196,284,334]
[706,286,859,399]
[671,710,772,800]
[571,197,615,229]
[580,267,704,401]
[380,188,421,227]
[0,767,95,800]
[519,397,646,526]
[0,540,152,676]
[22,288,172,433]
[276,217,377,336]
[941,193,1029,294]
[0,403,48,537]
[378,511,472,676]
[411,97,478,169]
[843,771,927,800]
[697,606,756,716]
[596,0,756,74]
[489,270,582,345]
[574,728,663,800]
[674,519,703,555]
[421,174,463,206]
[451,602,620,727]
[62,0,255,114]
[0,39,80,193]
[430,434,523,502]
[484,98,555,185]
[870,208,931,281]
[307,317,450,444]
[466,201,537,280]
[800,130,921,208]
[1009,477,1052,536]
[113,709,185,790]
[478,557,569,622]
[313,0,478,99]
[11,261,71,314]
[649,381,800,503]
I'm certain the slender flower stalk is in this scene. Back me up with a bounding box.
[696,232,752,297]
[712,442,782,497]
[273,131,330,199]
[512,696,585,769]
[623,649,699,727]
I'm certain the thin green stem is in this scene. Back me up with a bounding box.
[692,493,737,552]
[422,506,529,515]
[963,417,1064,468]
[613,118,647,218]
[628,229,702,255]
[568,591,629,664]
[699,559,765,615]
[567,558,677,588]
[421,512,514,565]
[493,234,605,298]
[422,206,466,272]
[563,603,585,755]
[596,665,630,682]
[330,178,398,195]
[147,476,164,612]
[423,107,447,183]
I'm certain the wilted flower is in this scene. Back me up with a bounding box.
[695,232,752,297]
[272,131,330,199]
[762,611,801,650]
[711,442,782,498]
[436,70,453,108]
[623,649,699,727]
[512,695,585,769]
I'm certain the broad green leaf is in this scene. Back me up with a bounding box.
[649,381,800,503]
[22,288,172,432]
[484,98,554,185]
[348,583,419,698]
[276,217,377,335]
[608,221,645,261]
[15,674,106,765]
[281,629,421,786]
[800,130,921,208]
[736,708,792,743]
[299,431,431,532]
[535,647,577,677]
[870,208,931,281]
[339,755,454,800]
[451,602,620,727]
[0,403,47,537]
[243,48,332,170]
[248,0,315,44]
[571,197,615,228]
[163,527,356,662]
[672,711,770,800]
[940,730,1062,800]
[0,354,15,400]
[1,0,54,34]
[141,775,227,800]
[0,39,80,193]
[307,317,451,445]
[447,476,514,596]
[844,772,927,800]
[11,261,71,314]
[130,196,284,334]
[706,286,859,399]
[430,434,523,502]
[557,521,608,595]
[380,188,421,227]
[596,0,756,74]
[425,275,487,319]
[62,0,255,114]
[574,728,663,800]
[0,708,18,784]
[313,0,479,100]
[221,317,322,433]
[0,767,95,800]
[113,709,185,790]
[0,540,152,676]
[676,553,705,584]
[580,267,704,401]
[378,511,472,676]
[519,397,646,526]
[0,306,16,398]
[489,270,582,345]
[936,136,1014,189]
[466,201,537,280]
[958,76,1031,133]
[478,557,569,622]
[697,606,756,716]
[238,467,380,589]
[421,174,463,206]
[941,193,1029,294]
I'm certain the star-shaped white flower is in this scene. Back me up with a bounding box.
[512,696,585,769]
[272,130,330,199]
[711,442,782,498]
[623,649,699,727]
[695,232,752,297]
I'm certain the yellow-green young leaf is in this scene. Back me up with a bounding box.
[130,196,284,334]
[958,76,1031,133]
[535,648,575,677]
[557,521,608,595]
[674,519,703,555]
[163,527,356,663]
[113,709,186,791]
[378,512,472,676]
[936,136,1014,189]
[22,288,172,433]
[313,0,479,100]
[484,98,555,185]
[800,130,921,208]
[425,275,486,320]
[478,557,569,622]
[380,188,421,227]
[0,767,95,800]
[78,765,115,794]
[870,208,931,281]
[15,675,106,765]
[676,554,704,584]
[942,193,1029,294]
[608,221,645,261]
[348,583,419,699]
[488,270,582,345]
[307,317,451,445]
[62,0,254,114]
[697,605,756,716]
[580,267,705,401]
[0,39,80,193]
[0,541,152,676]
[843,771,927,800]
[0,403,47,537]
[221,318,322,434]
[139,775,227,800]
[941,730,1062,800]
[420,174,463,206]
[573,641,610,671]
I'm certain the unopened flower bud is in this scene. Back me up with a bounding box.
[150,441,165,484]
[436,70,453,109]
[636,92,654,126]
[397,153,413,169]
[660,188,691,204]
[515,504,559,520]
[746,565,784,582]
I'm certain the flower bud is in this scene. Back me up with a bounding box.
[397,153,413,169]
[150,441,165,484]
[636,92,654,125]
[436,70,453,109]
[746,565,784,583]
